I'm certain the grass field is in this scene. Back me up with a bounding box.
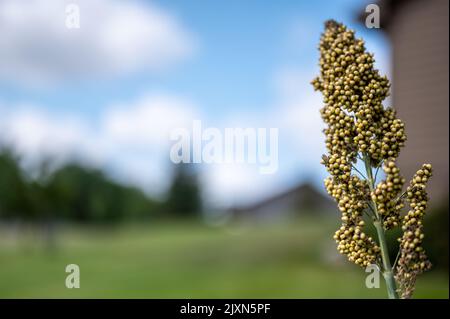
[0,218,448,298]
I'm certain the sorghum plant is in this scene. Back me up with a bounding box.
[312,20,433,299]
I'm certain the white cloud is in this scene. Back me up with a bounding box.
[0,93,199,196]
[273,67,326,164]
[103,94,198,148]
[100,93,199,195]
[0,0,196,87]
[202,164,279,208]
[0,105,93,166]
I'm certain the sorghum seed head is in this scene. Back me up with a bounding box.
[313,22,432,296]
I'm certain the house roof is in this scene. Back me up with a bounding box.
[230,183,332,214]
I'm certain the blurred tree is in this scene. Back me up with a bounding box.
[165,164,202,218]
[47,163,158,223]
[47,164,158,223]
[47,164,112,222]
[0,147,33,220]
[0,149,160,225]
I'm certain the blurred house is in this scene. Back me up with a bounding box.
[230,183,336,222]
[362,0,449,205]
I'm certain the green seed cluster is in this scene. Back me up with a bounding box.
[325,175,380,267]
[312,20,406,164]
[324,175,367,222]
[372,160,405,229]
[395,164,432,298]
[333,224,380,267]
[312,20,409,267]
[313,19,433,298]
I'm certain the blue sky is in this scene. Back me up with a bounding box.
[0,0,390,207]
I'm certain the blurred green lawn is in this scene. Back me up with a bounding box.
[0,218,448,298]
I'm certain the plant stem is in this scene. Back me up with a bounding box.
[363,153,399,299]
[374,220,399,299]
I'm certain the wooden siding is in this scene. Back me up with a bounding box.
[387,0,449,203]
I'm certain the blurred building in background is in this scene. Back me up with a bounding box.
[367,0,449,205]
[231,183,336,222]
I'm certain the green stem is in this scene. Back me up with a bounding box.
[374,221,399,299]
[363,153,399,299]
